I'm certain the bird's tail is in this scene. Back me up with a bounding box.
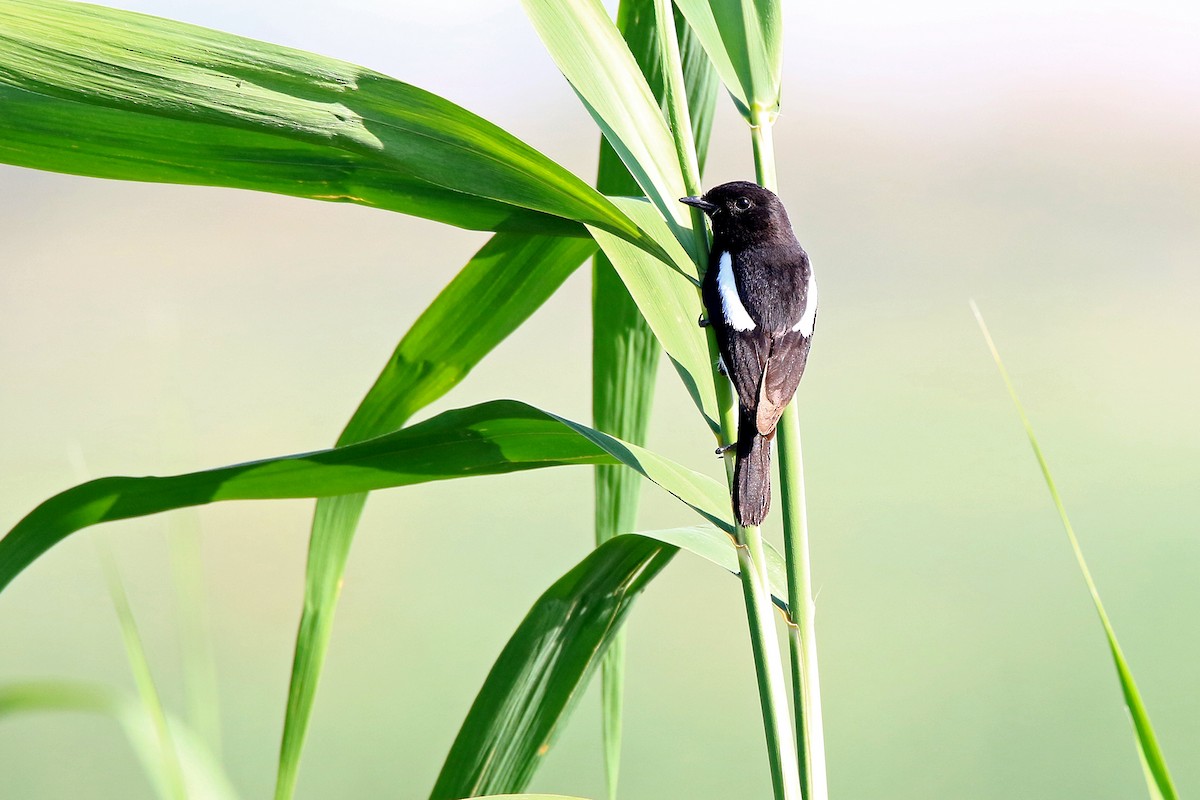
[733,409,773,527]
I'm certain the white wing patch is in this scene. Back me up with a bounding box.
[717,251,757,332]
[792,270,818,337]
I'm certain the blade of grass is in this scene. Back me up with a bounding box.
[432,524,790,800]
[0,0,661,252]
[0,400,734,596]
[970,301,1178,800]
[587,198,719,432]
[0,681,239,800]
[430,534,674,800]
[674,0,782,125]
[98,549,187,800]
[276,233,594,800]
[521,0,697,260]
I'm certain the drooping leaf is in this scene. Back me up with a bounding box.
[521,0,696,259]
[590,3,718,796]
[0,681,239,800]
[587,198,719,433]
[971,303,1178,800]
[277,234,595,799]
[674,0,783,124]
[0,0,657,251]
[0,400,732,596]
[431,525,787,800]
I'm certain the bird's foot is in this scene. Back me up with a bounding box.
[697,314,710,328]
[714,442,736,458]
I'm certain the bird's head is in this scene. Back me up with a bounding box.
[680,181,792,246]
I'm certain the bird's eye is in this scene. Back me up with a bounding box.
[734,197,752,210]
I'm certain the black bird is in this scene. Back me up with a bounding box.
[681,182,817,526]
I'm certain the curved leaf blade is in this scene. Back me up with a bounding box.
[432,524,787,800]
[521,0,695,258]
[0,400,731,595]
[674,0,783,123]
[430,534,674,800]
[588,198,719,433]
[277,233,595,800]
[0,0,655,249]
[972,303,1178,800]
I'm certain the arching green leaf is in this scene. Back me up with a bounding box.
[0,0,657,250]
[0,400,731,596]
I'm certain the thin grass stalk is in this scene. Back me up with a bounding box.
[656,6,801,797]
[99,549,188,800]
[751,116,829,800]
[970,302,1179,800]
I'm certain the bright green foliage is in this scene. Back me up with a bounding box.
[277,233,595,799]
[521,0,697,260]
[674,0,783,124]
[431,534,675,800]
[431,522,791,800]
[0,0,657,249]
[0,400,733,595]
[588,198,720,432]
[972,304,1178,800]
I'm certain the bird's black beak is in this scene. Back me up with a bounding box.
[680,196,718,215]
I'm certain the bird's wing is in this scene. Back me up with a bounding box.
[724,329,769,413]
[755,330,813,436]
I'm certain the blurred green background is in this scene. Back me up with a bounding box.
[1,1,1197,797]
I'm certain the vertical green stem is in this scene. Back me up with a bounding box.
[656,6,801,798]
[777,406,828,800]
[736,522,803,800]
[752,114,829,800]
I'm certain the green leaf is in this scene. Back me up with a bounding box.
[674,0,783,124]
[0,0,657,250]
[101,551,187,800]
[0,400,731,596]
[587,198,719,433]
[971,302,1179,800]
[590,4,718,796]
[0,681,239,800]
[521,0,696,259]
[276,233,594,800]
[431,534,674,800]
[431,525,786,800]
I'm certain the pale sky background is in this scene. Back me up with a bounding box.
[96,0,1200,133]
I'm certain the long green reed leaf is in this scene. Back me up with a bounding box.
[971,301,1178,800]
[521,0,696,259]
[588,198,718,433]
[277,234,595,799]
[0,0,656,250]
[674,0,782,125]
[0,400,732,596]
[431,534,674,800]
[432,524,789,800]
